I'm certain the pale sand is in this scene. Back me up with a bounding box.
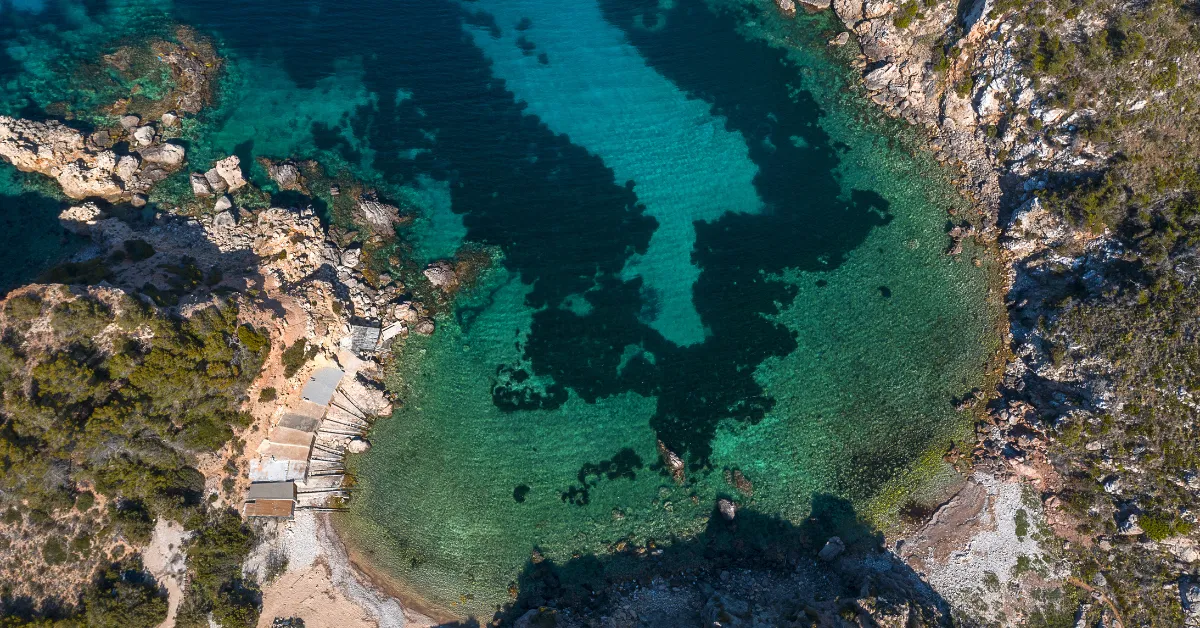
[144,519,188,628]
[256,565,378,628]
[253,511,437,628]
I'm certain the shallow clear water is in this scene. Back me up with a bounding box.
[0,0,1000,619]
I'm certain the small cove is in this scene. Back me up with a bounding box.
[0,0,1003,620]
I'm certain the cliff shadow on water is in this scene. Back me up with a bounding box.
[438,494,953,627]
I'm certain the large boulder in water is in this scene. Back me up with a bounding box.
[139,142,186,167]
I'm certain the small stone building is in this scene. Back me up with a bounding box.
[242,481,297,519]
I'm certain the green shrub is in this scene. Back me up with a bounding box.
[258,387,277,403]
[76,490,96,511]
[83,560,169,628]
[1015,508,1030,540]
[237,325,270,355]
[1,507,19,524]
[893,0,919,28]
[176,510,260,628]
[281,338,316,379]
[5,294,43,322]
[43,536,69,565]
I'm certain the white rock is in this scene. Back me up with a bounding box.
[58,202,102,233]
[190,173,213,196]
[213,195,233,213]
[115,155,140,181]
[422,260,457,288]
[211,155,246,191]
[139,142,186,167]
[340,248,361,269]
[864,62,900,92]
[132,125,155,146]
[347,438,372,454]
[1118,513,1144,536]
[119,115,141,130]
[775,0,797,15]
[161,111,180,127]
[204,169,228,194]
[213,211,236,229]
[393,301,419,323]
[717,498,737,521]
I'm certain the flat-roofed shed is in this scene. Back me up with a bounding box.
[301,366,344,407]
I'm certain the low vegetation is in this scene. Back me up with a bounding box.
[974,0,1200,621]
[0,287,268,624]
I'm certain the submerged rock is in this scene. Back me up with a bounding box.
[422,260,457,289]
[717,498,737,521]
[657,439,686,484]
[268,160,302,191]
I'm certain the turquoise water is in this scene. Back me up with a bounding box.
[0,0,1000,620]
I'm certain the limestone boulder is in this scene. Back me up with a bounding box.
[131,125,155,147]
[59,202,102,233]
[268,161,302,191]
[422,260,457,289]
[139,142,186,167]
[818,536,845,561]
[211,155,246,191]
[191,172,213,196]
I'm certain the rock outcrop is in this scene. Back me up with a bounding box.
[0,116,188,201]
[191,155,247,197]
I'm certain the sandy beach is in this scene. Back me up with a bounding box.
[250,511,439,628]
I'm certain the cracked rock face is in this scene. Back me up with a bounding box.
[357,198,401,231]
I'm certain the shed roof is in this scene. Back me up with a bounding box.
[278,412,321,434]
[260,441,313,462]
[243,499,295,518]
[247,481,296,501]
[349,325,381,354]
[269,425,316,449]
[249,458,308,483]
[302,367,345,407]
